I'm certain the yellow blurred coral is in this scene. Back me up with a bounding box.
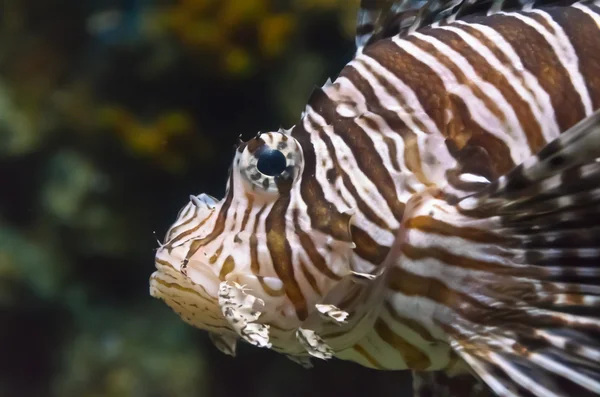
[155,0,356,76]
[99,106,198,173]
[259,13,296,58]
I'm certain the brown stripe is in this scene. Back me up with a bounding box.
[240,193,254,231]
[250,205,267,275]
[426,26,546,152]
[352,225,390,265]
[266,197,308,320]
[299,257,322,296]
[209,244,224,264]
[360,38,514,181]
[383,135,402,173]
[353,343,385,369]
[316,123,394,230]
[292,123,354,243]
[548,6,600,109]
[388,267,478,317]
[182,173,235,264]
[151,276,215,307]
[445,93,516,178]
[307,87,405,222]
[230,208,238,231]
[405,215,508,244]
[245,137,266,154]
[257,276,287,297]
[155,258,180,272]
[293,209,343,281]
[480,12,587,131]
[401,243,510,273]
[410,33,519,169]
[165,204,197,242]
[219,255,235,281]
[340,64,434,187]
[352,62,432,192]
[155,259,216,299]
[361,40,444,132]
[383,301,436,343]
[455,22,549,141]
[525,10,557,34]
[374,318,432,370]
[387,267,551,328]
[167,207,214,249]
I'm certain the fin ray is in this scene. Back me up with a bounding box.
[383,109,600,396]
[355,0,585,52]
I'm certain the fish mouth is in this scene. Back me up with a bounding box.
[188,193,218,208]
[150,240,231,334]
[162,192,220,248]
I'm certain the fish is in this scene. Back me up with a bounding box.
[149,0,600,395]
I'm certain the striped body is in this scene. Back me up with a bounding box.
[150,0,600,380]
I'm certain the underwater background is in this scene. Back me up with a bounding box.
[0,0,412,396]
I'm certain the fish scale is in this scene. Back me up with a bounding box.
[149,0,600,396]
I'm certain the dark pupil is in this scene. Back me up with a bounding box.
[257,148,287,176]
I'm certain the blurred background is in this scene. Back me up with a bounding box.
[0,0,411,396]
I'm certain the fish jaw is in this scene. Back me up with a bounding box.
[149,187,383,361]
[150,239,232,335]
[150,238,287,353]
[149,194,312,355]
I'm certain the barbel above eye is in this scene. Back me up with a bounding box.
[257,148,287,176]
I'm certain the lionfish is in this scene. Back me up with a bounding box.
[149,0,600,395]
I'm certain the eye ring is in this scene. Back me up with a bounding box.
[236,131,303,194]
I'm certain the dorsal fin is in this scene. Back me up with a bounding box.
[356,0,426,53]
[355,0,583,53]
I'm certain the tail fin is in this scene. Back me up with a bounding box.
[388,110,600,396]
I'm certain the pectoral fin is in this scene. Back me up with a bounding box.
[381,110,600,396]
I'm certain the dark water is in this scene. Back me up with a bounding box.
[0,1,411,396]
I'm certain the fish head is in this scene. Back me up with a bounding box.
[150,129,361,357]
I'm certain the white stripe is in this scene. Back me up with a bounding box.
[349,55,459,187]
[488,352,563,397]
[302,110,353,217]
[379,307,450,370]
[573,3,600,28]
[387,292,448,339]
[439,23,561,144]
[454,20,561,143]
[301,108,396,251]
[528,352,600,393]
[322,77,415,200]
[413,31,533,162]
[305,106,400,237]
[324,76,431,197]
[352,55,442,136]
[391,35,532,164]
[363,326,410,369]
[456,352,521,397]
[503,10,593,115]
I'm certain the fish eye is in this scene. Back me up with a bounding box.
[236,131,303,194]
[257,148,287,176]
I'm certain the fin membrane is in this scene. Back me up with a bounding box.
[356,0,425,51]
[384,109,600,396]
[355,0,583,52]
[454,110,600,396]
